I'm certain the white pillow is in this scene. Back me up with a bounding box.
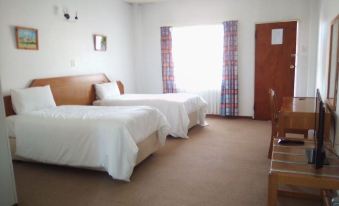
[11,85,56,114]
[95,82,121,100]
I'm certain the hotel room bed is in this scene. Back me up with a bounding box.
[6,105,168,181]
[93,87,208,138]
[3,74,170,181]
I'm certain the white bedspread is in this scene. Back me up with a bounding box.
[93,93,208,138]
[11,105,169,181]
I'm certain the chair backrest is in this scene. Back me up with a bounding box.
[268,89,279,125]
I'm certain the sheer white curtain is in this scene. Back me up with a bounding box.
[172,25,223,114]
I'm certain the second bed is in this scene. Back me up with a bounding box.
[93,81,208,138]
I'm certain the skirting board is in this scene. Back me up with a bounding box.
[206,114,253,119]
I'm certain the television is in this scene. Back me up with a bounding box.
[315,89,327,168]
[306,89,327,168]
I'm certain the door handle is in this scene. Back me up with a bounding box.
[290,65,295,69]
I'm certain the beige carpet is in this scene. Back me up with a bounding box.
[13,118,322,206]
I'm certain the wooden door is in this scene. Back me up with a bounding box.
[254,21,297,120]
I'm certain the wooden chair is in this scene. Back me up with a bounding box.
[267,89,308,158]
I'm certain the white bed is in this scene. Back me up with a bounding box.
[93,93,208,138]
[6,105,169,181]
[3,74,174,181]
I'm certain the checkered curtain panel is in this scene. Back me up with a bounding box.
[161,27,177,93]
[220,21,238,116]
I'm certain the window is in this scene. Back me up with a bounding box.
[171,25,223,114]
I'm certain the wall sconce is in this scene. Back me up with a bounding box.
[63,9,78,22]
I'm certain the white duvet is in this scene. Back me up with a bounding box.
[10,105,169,181]
[93,93,208,138]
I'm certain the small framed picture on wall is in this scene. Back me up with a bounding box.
[94,34,107,51]
[15,26,39,50]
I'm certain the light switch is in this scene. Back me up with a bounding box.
[70,59,76,68]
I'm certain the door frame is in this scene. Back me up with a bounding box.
[0,82,17,205]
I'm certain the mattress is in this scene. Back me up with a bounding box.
[93,93,208,138]
[9,132,161,166]
[6,105,169,181]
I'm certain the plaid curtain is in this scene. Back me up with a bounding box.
[161,27,177,93]
[220,21,238,116]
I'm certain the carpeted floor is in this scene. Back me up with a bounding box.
[13,118,322,206]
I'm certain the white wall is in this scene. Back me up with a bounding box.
[316,0,339,153]
[0,0,136,94]
[0,81,17,206]
[133,0,319,116]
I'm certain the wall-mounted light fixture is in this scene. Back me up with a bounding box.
[63,9,78,22]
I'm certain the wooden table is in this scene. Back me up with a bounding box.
[278,97,316,137]
[268,138,339,206]
[278,97,330,139]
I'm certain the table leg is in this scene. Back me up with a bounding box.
[268,173,278,206]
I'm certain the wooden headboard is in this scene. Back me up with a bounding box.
[4,73,125,116]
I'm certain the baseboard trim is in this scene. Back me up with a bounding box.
[206,114,253,119]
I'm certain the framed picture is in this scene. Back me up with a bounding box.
[94,34,107,51]
[15,26,39,50]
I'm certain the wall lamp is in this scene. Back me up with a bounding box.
[63,10,78,21]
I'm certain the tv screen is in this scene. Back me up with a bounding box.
[314,89,326,169]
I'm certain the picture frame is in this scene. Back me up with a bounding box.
[94,34,107,51]
[15,26,39,50]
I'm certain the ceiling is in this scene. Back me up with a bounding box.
[124,0,171,4]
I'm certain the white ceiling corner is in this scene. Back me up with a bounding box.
[124,0,171,4]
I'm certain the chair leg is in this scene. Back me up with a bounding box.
[268,136,274,159]
[268,127,277,159]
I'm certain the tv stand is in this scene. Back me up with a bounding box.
[305,148,316,164]
[305,148,329,166]
[268,138,339,206]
